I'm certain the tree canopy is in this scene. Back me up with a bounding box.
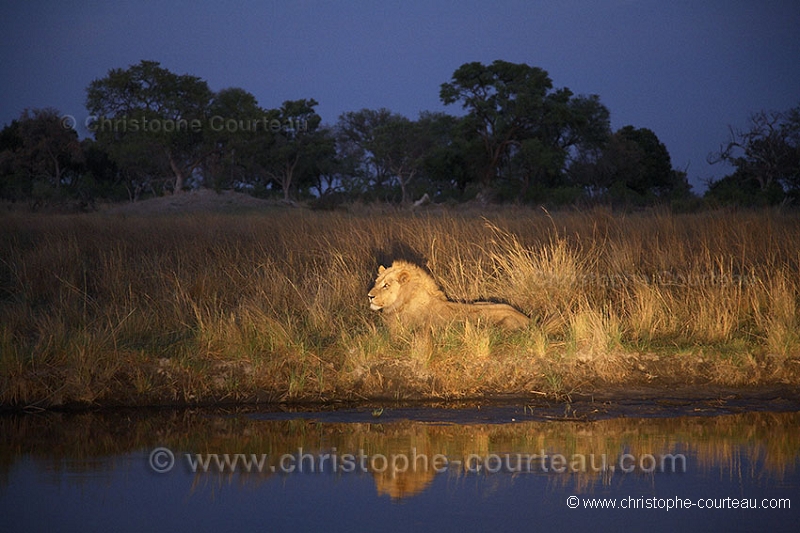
[86,60,214,195]
[439,60,612,201]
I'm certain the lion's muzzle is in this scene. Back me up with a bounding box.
[368,294,381,311]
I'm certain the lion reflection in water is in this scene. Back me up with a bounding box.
[367,260,528,332]
[373,467,436,499]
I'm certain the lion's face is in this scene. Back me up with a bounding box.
[367,264,410,312]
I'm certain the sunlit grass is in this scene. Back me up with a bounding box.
[0,206,799,407]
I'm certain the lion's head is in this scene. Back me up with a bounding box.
[367,260,445,315]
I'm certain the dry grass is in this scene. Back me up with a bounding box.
[1,204,799,407]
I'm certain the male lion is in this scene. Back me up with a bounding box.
[367,260,528,331]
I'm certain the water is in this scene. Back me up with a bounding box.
[1,403,799,532]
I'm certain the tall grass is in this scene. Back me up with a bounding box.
[1,206,799,407]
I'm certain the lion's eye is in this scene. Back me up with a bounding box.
[382,283,389,289]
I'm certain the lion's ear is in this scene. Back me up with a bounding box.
[397,271,410,284]
[378,265,386,274]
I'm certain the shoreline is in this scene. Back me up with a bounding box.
[5,382,800,417]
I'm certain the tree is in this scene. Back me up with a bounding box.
[81,138,128,201]
[782,105,800,194]
[0,119,22,200]
[569,125,689,204]
[704,168,785,207]
[86,60,213,194]
[510,137,566,198]
[203,87,272,191]
[371,114,433,205]
[332,110,455,204]
[440,60,611,198]
[335,108,395,197]
[614,126,673,196]
[440,60,554,187]
[0,108,84,203]
[584,126,676,203]
[422,115,481,198]
[302,126,340,197]
[709,106,800,198]
[258,99,322,201]
[561,94,612,172]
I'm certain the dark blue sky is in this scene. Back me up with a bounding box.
[2,1,799,191]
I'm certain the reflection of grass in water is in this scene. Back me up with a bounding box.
[1,208,799,407]
[2,410,799,497]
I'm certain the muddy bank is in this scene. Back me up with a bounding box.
[6,384,800,421]
[235,385,800,424]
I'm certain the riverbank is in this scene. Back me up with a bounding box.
[2,198,799,409]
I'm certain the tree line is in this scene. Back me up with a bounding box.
[1,60,798,209]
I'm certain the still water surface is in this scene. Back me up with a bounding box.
[1,403,799,532]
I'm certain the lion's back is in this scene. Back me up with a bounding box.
[459,301,529,330]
